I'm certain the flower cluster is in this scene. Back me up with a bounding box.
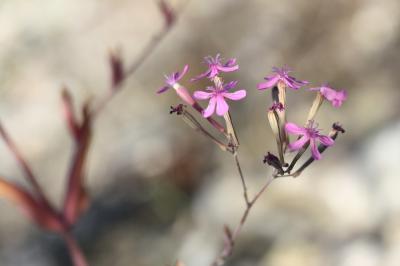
[158,56,347,176]
[258,66,347,176]
[158,55,347,266]
[257,66,309,90]
[158,54,246,118]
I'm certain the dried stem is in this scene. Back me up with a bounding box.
[1,3,190,266]
[222,111,249,206]
[62,108,92,226]
[286,142,310,174]
[223,111,239,148]
[182,110,231,152]
[233,153,250,206]
[272,110,285,164]
[211,174,275,266]
[93,1,190,117]
[63,232,88,266]
[0,123,53,210]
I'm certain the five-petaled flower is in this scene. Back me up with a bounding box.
[193,81,246,117]
[191,54,239,81]
[257,67,309,90]
[310,84,347,108]
[157,65,195,106]
[285,121,334,160]
[157,64,189,93]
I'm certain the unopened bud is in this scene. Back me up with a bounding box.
[109,48,124,88]
[170,104,185,115]
[263,152,284,175]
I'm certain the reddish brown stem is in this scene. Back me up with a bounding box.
[62,109,92,226]
[0,123,55,212]
[63,232,88,266]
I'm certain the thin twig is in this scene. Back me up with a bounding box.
[211,174,275,266]
[222,111,249,206]
[233,153,250,206]
[182,110,231,152]
[286,142,310,174]
[272,110,285,164]
[62,108,92,226]
[93,1,190,117]
[0,123,53,209]
[63,232,88,266]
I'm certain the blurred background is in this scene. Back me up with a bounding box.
[1,0,400,265]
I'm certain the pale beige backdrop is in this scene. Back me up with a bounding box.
[1,0,400,265]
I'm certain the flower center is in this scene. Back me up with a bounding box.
[306,121,320,138]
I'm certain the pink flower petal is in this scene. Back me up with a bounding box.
[287,76,309,85]
[217,64,239,72]
[202,97,217,118]
[320,87,337,101]
[193,91,213,100]
[223,80,238,91]
[333,90,347,107]
[310,139,322,160]
[288,135,309,151]
[332,100,341,108]
[176,64,189,81]
[338,90,347,101]
[318,135,334,146]
[284,79,300,89]
[222,90,246,100]
[209,67,220,78]
[257,75,279,90]
[190,71,210,82]
[223,58,237,67]
[285,122,307,135]
[216,96,229,116]
[157,86,170,94]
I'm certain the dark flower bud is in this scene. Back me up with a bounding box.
[263,152,284,175]
[170,104,185,115]
[269,102,284,112]
[332,122,345,134]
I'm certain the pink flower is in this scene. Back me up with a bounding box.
[157,64,189,93]
[191,54,239,81]
[157,64,196,106]
[257,67,309,90]
[193,81,246,117]
[285,121,334,160]
[310,84,347,107]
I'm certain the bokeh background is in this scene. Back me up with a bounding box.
[1,0,400,265]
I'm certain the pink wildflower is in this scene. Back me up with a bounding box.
[157,64,189,93]
[191,54,239,81]
[257,67,308,90]
[285,121,334,160]
[157,64,195,105]
[193,81,246,117]
[310,84,347,107]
